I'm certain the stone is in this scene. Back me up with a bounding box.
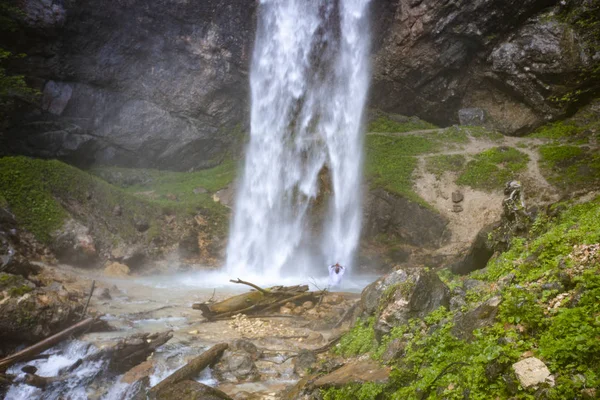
[458,108,486,126]
[451,224,497,275]
[373,269,451,338]
[293,306,305,315]
[451,191,464,203]
[134,219,149,233]
[280,306,292,315]
[449,295,467,311]
[51,219,97,267]
[113,205,122,216]
[104,262,130,277]
[381,338,406,363]
[229,339,260,361]
[41,81,73,116]
[361,269,409,316]
[99,288,112,300]
[312,359,391,388]
[156,380,232,400]
[213,185,236,209]
[512,357,554,389]
[452,296,501,341]
[121,360,155,384]
[213,350,260,383]
[452,204,464,213]
[302,301,314,309]
[364,188,449,249]
[293,350,317,376]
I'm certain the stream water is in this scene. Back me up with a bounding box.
[226,0,372,278]
[5,269,377,399]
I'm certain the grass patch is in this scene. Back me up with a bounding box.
[463,126,505,141]
[425,154,466,179]
[457,146,529,190]
[368,111,438,133]
[364,135,433,204]
[327,196,600,400]
[538,144,600,191]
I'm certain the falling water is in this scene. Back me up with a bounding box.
[226,0,371,278]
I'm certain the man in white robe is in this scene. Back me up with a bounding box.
[328,262,345,287]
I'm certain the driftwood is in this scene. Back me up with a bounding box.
[149,343,228,397]
[193,280,321,320]
[107,331,173,373]
[0,317,96,372]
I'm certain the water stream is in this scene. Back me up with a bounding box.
[226,0,372,278]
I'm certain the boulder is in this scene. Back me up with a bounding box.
[213,346,260,383]
[458,108,486,126]
[104,262,130,277]
[374,269,451,338]
[451,224,497,275]
[361,269,410,316]
[293,350,317,377]
[512,357,555,389]
[452,296,501,341]
[51,219,97,267]
[156,380,232,400]
[312,359,391,388]
[364,189,449,249]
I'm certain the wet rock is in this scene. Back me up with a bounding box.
[451,224,496,275]
[458,108,486,126]
[293,350,317,376]
[512,357,555,389]
[41,81,73,115]
[0,280,83,346]
[156,380,232,400]
[374,269,450,338]
[229,339,260,361]
[451,191,464,203]
[452,296,501,341]
[121,360,155,384]
[213,349,260,383]
[213,185,236,208]
[104,262,130,277]
[51,219,97,267]
[98,288,112,300]
[312,359,391,388]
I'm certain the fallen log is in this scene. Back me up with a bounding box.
[149,343,228,397]
[0,317,96,372]
[107,331,173,373]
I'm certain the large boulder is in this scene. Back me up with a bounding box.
[363,268,451,338]
[364,189,449,249]
[51,219,97,267]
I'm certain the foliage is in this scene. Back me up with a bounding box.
[425,154,466,179]
[538,144,600,191]
[0,156,231,243]
[368,112,438,133]
[457,147,529,190]
[328,196,600,399]
[322,382,385,400]
[335,317,378,357]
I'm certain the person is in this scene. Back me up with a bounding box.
[328,262,345,287]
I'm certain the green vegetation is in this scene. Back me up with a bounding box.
[538,144,600,191]
[425,154,466,179]
[457,147,529,190]
[323,196,600,399]
[368,112,438,133]
[0,156,231,243]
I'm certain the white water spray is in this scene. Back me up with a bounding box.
[226,0,371,278]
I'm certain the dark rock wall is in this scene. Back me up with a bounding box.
[5,0,255,170]
[371,0,600,134]
[3,0,598,167]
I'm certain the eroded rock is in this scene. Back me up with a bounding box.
[512,357,555,389]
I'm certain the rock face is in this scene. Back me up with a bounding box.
[6,0,254,170]
[371,0,600,134]
[364,189,449,248]
[450,224,497,275]
[4,0,598,166]
[361,268,451,338]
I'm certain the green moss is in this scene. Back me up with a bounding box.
[457,147,529,190]
[335,317,378,357]
[8,285,32,297]
[368,111,438,133]
[0,272,21,289]
[322,382,385,400]
[538,144,600,190]
[364,135,433,205]
[463,126,505,142]
[425,154,466,179]
[0,156,231,244]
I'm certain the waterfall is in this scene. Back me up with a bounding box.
[226,0,371,279]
